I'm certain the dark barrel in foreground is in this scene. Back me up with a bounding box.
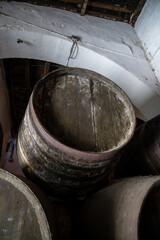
[17,68,135,197]
[71,176,160,240]
[0,169,52,240]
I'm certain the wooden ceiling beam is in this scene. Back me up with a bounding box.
[81,0,89,16]
[87,2,133,13]
[86,10,126,22]
[129,0,146,25]
[43,62,50,75]
[54,0,133,14]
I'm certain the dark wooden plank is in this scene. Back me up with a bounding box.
[46,75,95,151]
[86,10,128,22]
[129,0,146,25]
[88,2,133,13]
[81,0,89,16]
[88,79,131,152]
[43,62,51,76]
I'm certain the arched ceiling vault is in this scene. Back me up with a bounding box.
[0,1,160,121]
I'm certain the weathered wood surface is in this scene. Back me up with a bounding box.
[17,68,135,197]
[81,0,89,15]
[71,176,160,240]
[0,169,52,240]
[38,70,135,152]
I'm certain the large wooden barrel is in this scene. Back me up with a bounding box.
[115,114,160,177]
[0,168,52,239]
[71,176,160,240]
[17,68,135,197]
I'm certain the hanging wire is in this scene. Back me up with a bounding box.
[66,35,81,67]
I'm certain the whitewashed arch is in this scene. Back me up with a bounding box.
[0,1,160,121]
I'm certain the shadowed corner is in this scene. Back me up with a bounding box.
[0,122,3,160]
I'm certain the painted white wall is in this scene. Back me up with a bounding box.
[0,61,11,165]
[0,1,160,121]
[135,0,160,82]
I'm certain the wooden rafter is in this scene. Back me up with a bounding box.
[43,62,50,75]
[81,0,89,16]
[87,2,133,13]
[86,10,127,22]
[129,0,146,25]
[50,0,133,14]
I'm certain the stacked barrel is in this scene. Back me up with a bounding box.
[0,169,53,239]
[15,67,160,240]
[17,68,136,197]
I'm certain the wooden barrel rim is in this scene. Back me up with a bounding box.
[31,68,136,156]
[0,169,52,240]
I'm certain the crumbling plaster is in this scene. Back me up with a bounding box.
[0,1,159,121]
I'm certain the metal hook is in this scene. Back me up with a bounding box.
[66,35,81,67]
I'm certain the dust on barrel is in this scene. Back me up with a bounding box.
[17,68,136,197]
